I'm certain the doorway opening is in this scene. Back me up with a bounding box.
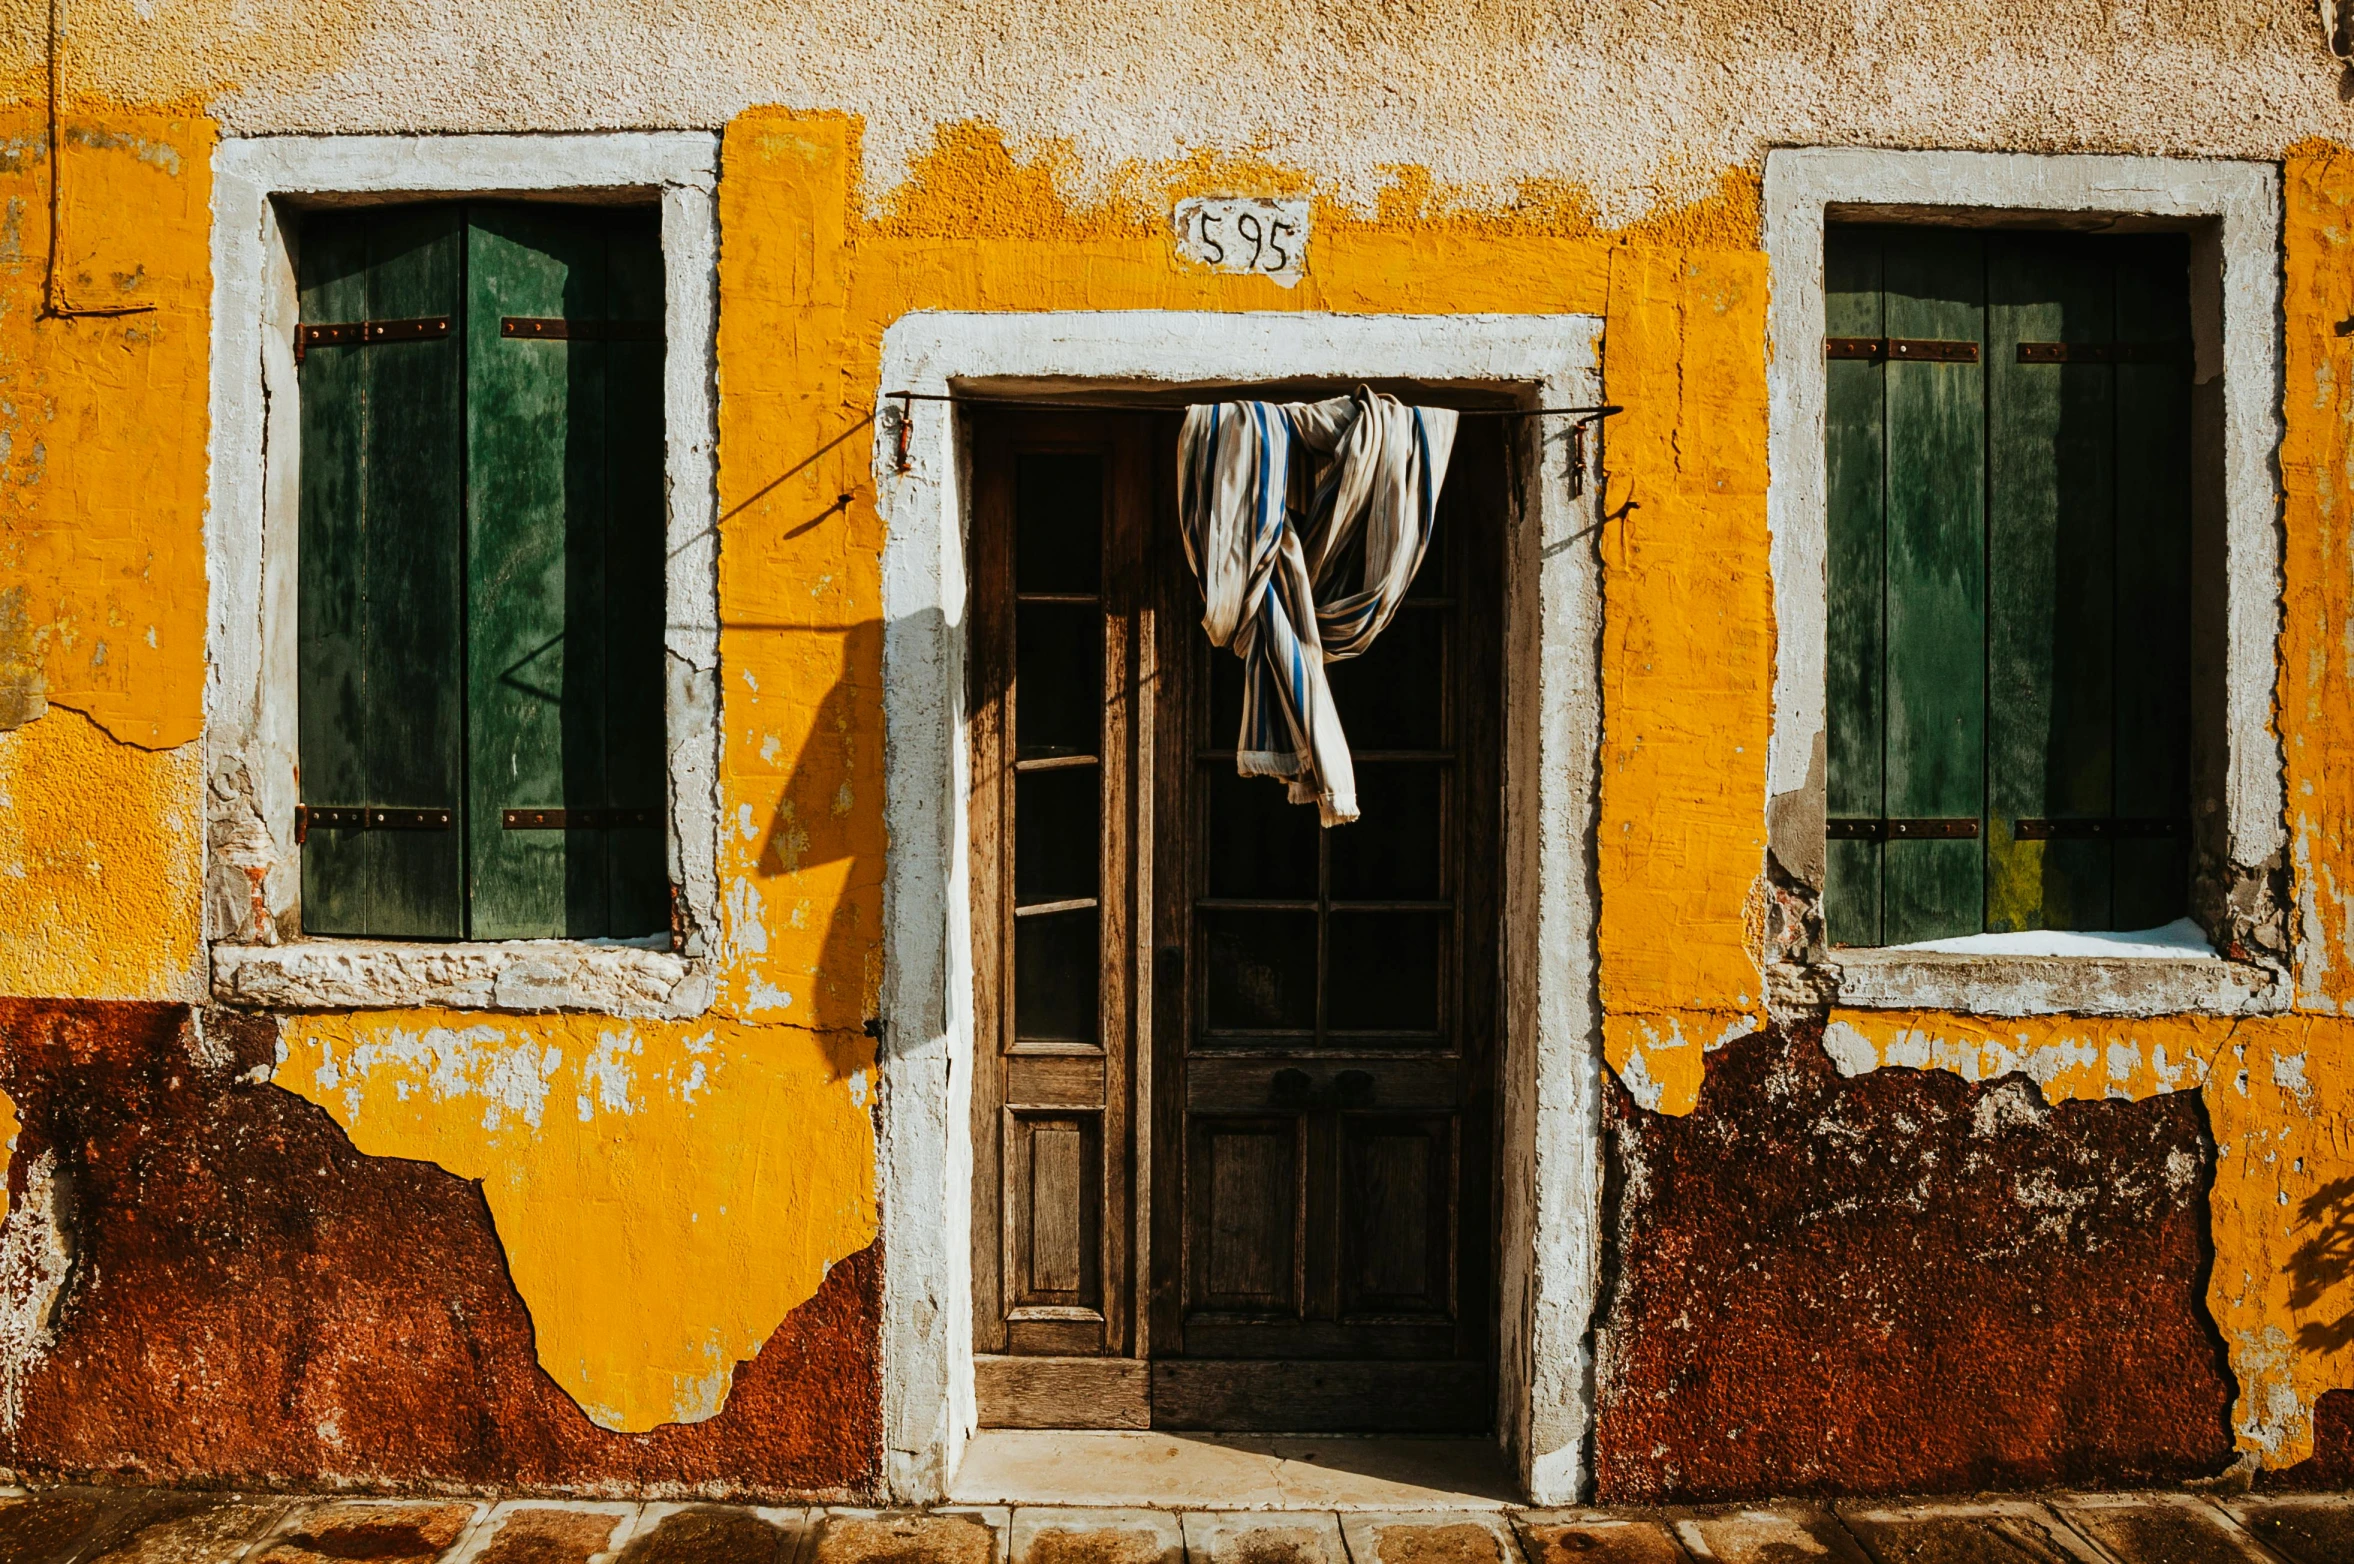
[967,404,1507,1435]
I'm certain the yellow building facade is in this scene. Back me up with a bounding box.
[6,0,2354,1503]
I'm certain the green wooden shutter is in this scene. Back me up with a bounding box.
[1880,230,1988,944]
[1824,226,2192,945]
[1987,233,2117,931]
[2108,237,2195,928]
[297,206,468,938]
[464,204,669,940]
[1824,229,1889,946]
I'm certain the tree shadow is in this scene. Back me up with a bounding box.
[2290,1175,2354,1352]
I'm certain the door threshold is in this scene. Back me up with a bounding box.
[947,1429,1518,1510]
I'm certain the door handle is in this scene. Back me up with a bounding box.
[1270,1068,1313,1107]
[1335,1069,1375,1108]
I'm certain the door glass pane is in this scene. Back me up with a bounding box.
[1207,769,1319,899]
[1326,609,1444,750]
[1203,910,1317,1032]
[1016,908,1098,1042]
[1016,767,1101,905]
[1329,764,1442,900]
[1016,455,1102,595]
[1017,604,1102,759]
[1325,910,1443,1034]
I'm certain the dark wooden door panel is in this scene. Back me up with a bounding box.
[1151,1360,1489,1432]
[1339,1115,1455,1318]
[1189,1116,1303,1314]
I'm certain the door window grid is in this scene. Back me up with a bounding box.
[1192,589,1459,1052]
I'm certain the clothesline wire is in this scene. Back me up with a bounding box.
[882,390,1623,421]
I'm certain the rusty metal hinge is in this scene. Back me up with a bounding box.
[295,805,454,843]
[502,807,662,830]
[1825,337,1980,364]
[2013,817,2188,840]
[1826,817,1981,841]
[294,316,451,364]
[500,318,661,342]
[2015,341,2184,365]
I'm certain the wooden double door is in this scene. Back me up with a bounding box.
[969,408,1503,1433]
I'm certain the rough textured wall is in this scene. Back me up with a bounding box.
[4,0,2353,223]
[1595,1027,2234,1501]
[0,999,880,1497]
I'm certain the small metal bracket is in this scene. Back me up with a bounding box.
[501,807,662,830]
[295,804,455,843]
[1825,337,1980,364]
[2015,341,2183,365]
[501,317,661,342]
[891,391,915,474]
[1826,817,1981,841]
[295,316,451,364]
[2014,817,2188,840]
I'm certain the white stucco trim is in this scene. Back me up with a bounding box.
[202,133,722,1018]
[873,311,1606,1505]
[1763,148,2288,1014]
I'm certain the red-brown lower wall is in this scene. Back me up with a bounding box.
[1593,1023,2238,1501]
[0,999,881,1499]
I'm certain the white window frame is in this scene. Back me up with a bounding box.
[203,134,722,1019]
[1764,148,2290,1018]
[871,311,1608,1504]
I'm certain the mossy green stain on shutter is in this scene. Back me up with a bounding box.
[296,206,468,938]
[463,205,668,939]
[1879,230,1987,945]
[1823,228,1887,947]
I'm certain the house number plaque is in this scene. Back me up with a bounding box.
[1174,197,1308,286]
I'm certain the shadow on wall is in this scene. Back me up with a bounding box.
[2290,1177,2354,1352]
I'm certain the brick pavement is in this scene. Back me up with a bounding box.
[2,1485,2349,1564]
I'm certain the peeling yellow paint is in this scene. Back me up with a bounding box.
[277,1012,877,1431]
[0,1083,17,1220]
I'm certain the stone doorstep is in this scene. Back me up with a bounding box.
[2,1489,2349,1564]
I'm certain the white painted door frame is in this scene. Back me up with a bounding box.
[871,311,1609,1504]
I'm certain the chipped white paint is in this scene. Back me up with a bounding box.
[1820,1019,2214,1097]
[0,1152,70,1436]
[874,309,1603,1504]
[1763,148,2289,1012]
[203,133,724,1014]
[1830,947,2285,1018]
[309,1023,563,1131]
[213,936,712,1020]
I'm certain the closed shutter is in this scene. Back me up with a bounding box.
[464,205,669,940]
[1824,227,2191,946]
[297,202,667,942]
[296,206,468,938]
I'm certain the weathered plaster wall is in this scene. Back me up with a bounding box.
[14,0,2354,1499]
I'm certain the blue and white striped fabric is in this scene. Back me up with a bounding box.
[1176,387,1459,826]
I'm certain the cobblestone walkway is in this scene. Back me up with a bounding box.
[4,1485,2351,1563]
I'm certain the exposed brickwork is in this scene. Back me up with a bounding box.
[1594,1024,2237,1501]
[0,999,882,1499]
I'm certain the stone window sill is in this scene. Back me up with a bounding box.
[211,937,714,1018]
[1825,945,2286,1018]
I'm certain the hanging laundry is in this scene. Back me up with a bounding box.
[1177,386,1459,826]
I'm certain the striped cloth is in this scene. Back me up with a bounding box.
[1177,387,1459,826]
